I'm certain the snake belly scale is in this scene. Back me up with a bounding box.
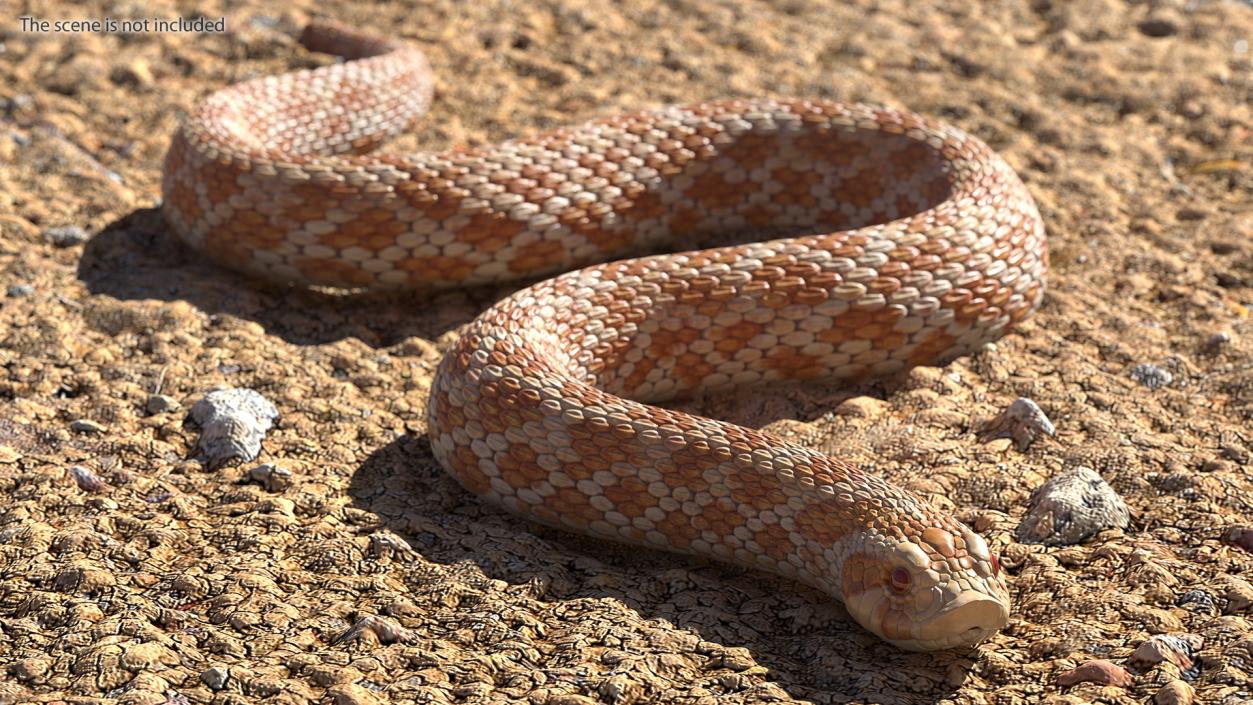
[162,22,1046,650]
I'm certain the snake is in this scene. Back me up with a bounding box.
[162,22,1046,651]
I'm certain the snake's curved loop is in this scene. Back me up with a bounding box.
[163,22,1046,650]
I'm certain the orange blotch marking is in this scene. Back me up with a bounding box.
[908,329,958,366]
[602,476,651,519]
[754,522,797,563]
[399,255,474,282]
[509,239,566,274]
[692,496,746,538]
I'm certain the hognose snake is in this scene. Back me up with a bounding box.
[162,22,1046,650]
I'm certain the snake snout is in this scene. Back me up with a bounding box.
[920,590,1010,648]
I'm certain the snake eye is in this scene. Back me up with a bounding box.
[889,567,911,593]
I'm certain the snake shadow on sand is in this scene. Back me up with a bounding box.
[349,434,987,702]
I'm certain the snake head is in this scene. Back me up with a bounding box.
[839,523,1010,651]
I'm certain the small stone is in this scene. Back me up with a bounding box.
[1018,466,1131,545]
[834,396,888,419]
[368,532,417,559]
[1220,444,1249,463]
[333,615,416,646]
[1176,590,1216,613]
[1130,363,1173,390]
[44,225,89,247]
[54,565,116,594]
[1057,659,1133,688]
[7,284,33,297]
[201,666,229,690]
[70,419,106,434]
[1204,332,1232,351]
[983,397,1055,450]
[1138,16,1179,37]
[1131,633,1203,674]
[259,497,295,516]
[110,58,154,87]
[146,394,181,415]
[188,388,279,468]
[1154,680,1194,705]
[9,657,51,682]
[1200,458,1234,473]
[68,465,107,493]
[1219,575,1253,613]
[1220,526,1253,554]
[121,642,179,671]
[248,463,294,491]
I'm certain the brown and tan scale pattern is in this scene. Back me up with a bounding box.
[163,22,1046,651]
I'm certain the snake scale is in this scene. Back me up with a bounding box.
[162,22,1046,650]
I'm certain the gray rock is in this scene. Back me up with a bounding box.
[984,397,1056,451]
[200,666,229,690]
[68,465,107,493]
[70,419,106,434]
[1131,633,1203,674]
[145,393,181,415]
[1017,466,1130,545]
[1204,331,1231,351]
[44,225,89,247]
[1130,363,1173,390]
[248,463,294,491]
[188,389,279,468]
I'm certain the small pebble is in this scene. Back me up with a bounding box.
[201,666,229,690]
[1154,680,1194,705]
[1219,574,1253,613]
[1131,633,1203,675]
[44,225,89,248]
[1220,525,1253,554]
[1018,466,1131,545]
[1057,659,1133,688]
[188,388,279,467]
[1176,589,1216,613]
[834,396,888,419]
[145,393,181,415]
[1132,363,1167,390]
[70,419,106,434]
[7,284,33,297]
[333,615,416,645]
[1204,331,1231,351]
[109,59,154,87]
[248,463,294,492]
[1129,363,1173,390]
[68,465,107,493]
[984,397,1056,450]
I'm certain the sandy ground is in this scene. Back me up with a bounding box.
[2,0,1252,703]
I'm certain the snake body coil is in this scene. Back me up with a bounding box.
[163,23,1046,650]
